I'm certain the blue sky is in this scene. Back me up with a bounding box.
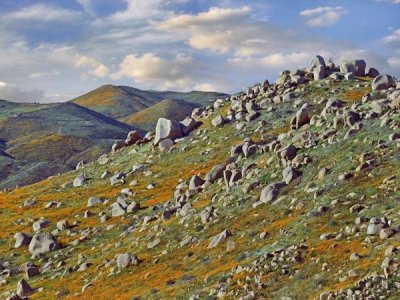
[0,0,399,102]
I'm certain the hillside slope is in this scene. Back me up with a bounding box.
[120,99,198,130]
[71,84,227,119]
[0,101,137,189]
[1,57,400,300]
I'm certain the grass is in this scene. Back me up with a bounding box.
[0,78,399,299]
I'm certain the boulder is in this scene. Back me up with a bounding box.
[87,197,103,207]
[14,232,31,248]
[292,107,311,129]
[180,117,201,135]
[211,115,225,127]
[73,173,87,187]
[205,164,225,183]
[32,219,50,232]
[260,182,286,203]
[282,166,301,184]
[28,233,60,255]
[125,131,141,146]
[16,279,34,298]
[309,55,326,80]
[208,229,232,248]
[340,60,366,76]
[112,140,125,153]
[56,220,69,231]
[116,253,139,269]
[159,138,174,152]
[372,74,394,91]
[189,175,205,191]
[367,68,380,77]
[111,202,126,217]
[154,118,183,145]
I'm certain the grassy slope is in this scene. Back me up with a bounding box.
[0,78,399,299]
[120,99,198,130]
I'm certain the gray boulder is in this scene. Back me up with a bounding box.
[205,164,225,183]
[87,197,103,207]
[16,279,34,298]
[112,140,125,153]
[125,130,141,146]
[73,173,87,187]
[282,166,301,184]
[309,55,326,80]
[340,60,366,76]
[28,233,60,255]
[260,182,286,203]
[154,118,183,145]
[32,219,50,232]
[14,232,31,248]
[159,138,174,152]
[372,74,394,91]
[116,253,139,269]
[208,229,232,248]
[211,115,224,127]
[111,202,126,217]
[180,117,201,135]
[367,68,380,77]
[189,175,205,191]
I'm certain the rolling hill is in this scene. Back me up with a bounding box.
[0,100,137,189]
[71,84,227,119]
[120,99,199,130]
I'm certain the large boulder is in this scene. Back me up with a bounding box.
[260,182,286,203]
[73,173,87,187]
[309,55,326,80]
[116,253,139,269]
[16,279,34,298]
[159,138,174,152]
[125,131,141,146]
[372,74,394,91]
[154,118,183,145]
[208,229,232,248]
[340,60,366,76]
[211,115,225,127]
[14,232,31,248]
[28,233,60,255]
[180,117,201,135]
[205,164,225,183]
[112,140,125,153]
[291,107,311,129]
[282,166,301,184]
[189,175,205,191]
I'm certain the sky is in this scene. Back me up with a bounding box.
[0,0,399,103]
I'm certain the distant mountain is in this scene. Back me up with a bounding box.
[71,84,228,119]
[120,99,198,131]
[0,100,137,189]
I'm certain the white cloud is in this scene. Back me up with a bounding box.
[388,57,400,69]
[159,6,328,57]
[1,4,81,22]
[300,6,347,27]
[76,0,95,16]
[375,0,400,3]
[75,55,109,78]
[114,53,194,90]
[0,81,44,102]
[382,28,400,47]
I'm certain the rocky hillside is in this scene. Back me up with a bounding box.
[71,84,227,120]
[1,56,400,300]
